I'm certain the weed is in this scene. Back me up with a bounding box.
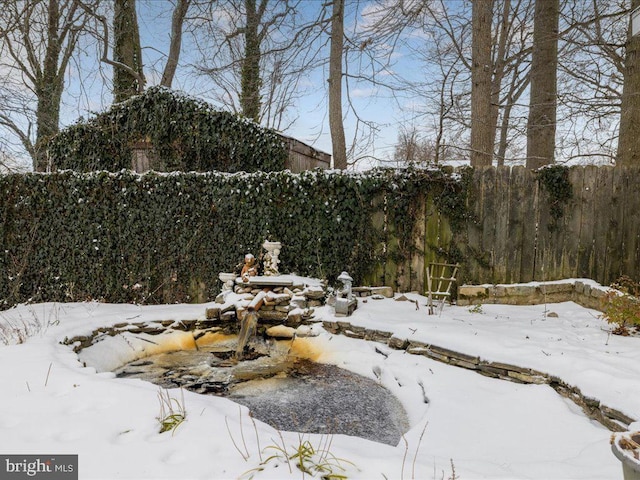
[157,388,186,435]
[468,304,483,314]
[241,433,354,479]
[0,308,45,345]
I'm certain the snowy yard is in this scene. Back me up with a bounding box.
[0,287,637,479]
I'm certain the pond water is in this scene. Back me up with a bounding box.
[113,334,409,445]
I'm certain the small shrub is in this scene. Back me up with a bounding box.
[602,276,640,335]
[611,275,640,296]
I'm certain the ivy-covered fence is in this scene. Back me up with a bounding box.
[1,165,638,307]
[0,168,465,307]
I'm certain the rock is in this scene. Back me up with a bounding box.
[286,312,302,326]
[304,286,325,300]
[220,311,236,322]
[388,336,409,350]
[295,325,316,337]
[539,282,573,294]
[221,303,237,314]
[459,285,488,297]
[352,287,370,293]
[308,300,323,307]
[265,325,296,339]
[371,286,394,298]
[257,310,288,322]
[395,294,410,302]
[266,292,291,304]
[546,311,559,318]
[215,292,227,304]
[371,294,384,300]
[205,307,220,320]
[290,295,307,309]
[322,321,339,333]
[344,329,365,339]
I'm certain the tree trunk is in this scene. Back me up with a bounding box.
[240,0,262,122]
[160,0,190,88]
[490,0,510,167]
[329,0,347,170]
[618,0,640,166]
[113,0,145,103]
[34,0,64,172]
[470,0,494,167]
[526,0,559,169]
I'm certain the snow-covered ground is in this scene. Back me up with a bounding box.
[0,291,637,480]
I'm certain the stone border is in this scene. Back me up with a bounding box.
[457,279,612,310]
[322,319,636,432]
[62,319,217,353]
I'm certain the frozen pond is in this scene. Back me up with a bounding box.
[113,335,409,445]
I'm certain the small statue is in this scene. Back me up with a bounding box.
[337,271,354,300]
[241,254,258,283]
[262,240,281,276]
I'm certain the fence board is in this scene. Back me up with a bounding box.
[365,196,387,287]
[622,167,640,282]
[592,166,614,283]
[410,195,427,293]
[506,166,527,283]
[534,170,551,282]
[464,168,486,283]
[480,167,498,283]
[379,165,639,293]
[605,167,626,281]
[492,166,511,283]
[519,170,538,283]
[563,167,584,279]
[577,165,597,277]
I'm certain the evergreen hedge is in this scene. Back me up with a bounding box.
[0,168,468,307]
[47,87,287,173]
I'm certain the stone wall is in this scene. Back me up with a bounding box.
[457,279,612,310]
[322,318,636,433]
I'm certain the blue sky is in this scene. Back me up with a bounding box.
[128,0,417,168]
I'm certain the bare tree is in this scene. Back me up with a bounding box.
[113,0,145,102]
[161,0,191,88]
[618,0,640,165]
[558,1,626,164]
[0,0,97,171]
[193,0,324,130]
[526,0,559,168]
[329,0,347,169]
[393,126,435,165]
[470,0,494,166]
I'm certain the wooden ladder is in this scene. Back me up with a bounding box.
[427,262,460,315]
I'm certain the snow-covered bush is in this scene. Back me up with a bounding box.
[47,87,287,173]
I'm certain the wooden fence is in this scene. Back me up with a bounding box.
[367,165,640,294]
